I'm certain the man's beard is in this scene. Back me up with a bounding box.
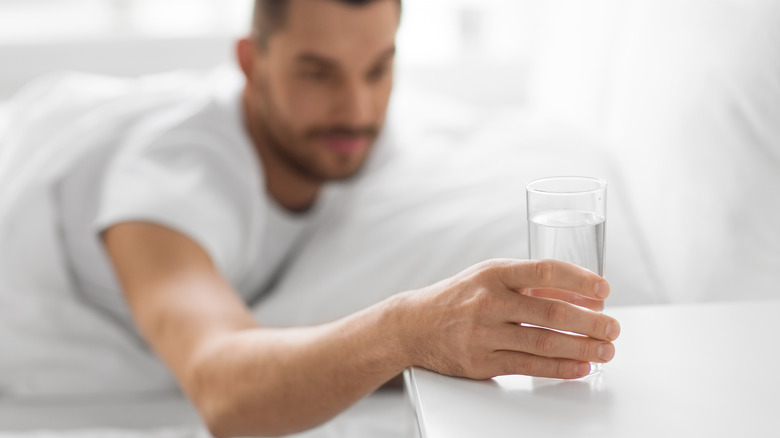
[257,84,380,183]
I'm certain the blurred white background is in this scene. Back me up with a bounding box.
[0,2,778,433]
[0,0,545,103]
[1,1,779,422]
[1,0,778,305]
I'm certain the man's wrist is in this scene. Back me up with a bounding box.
[378,290,424,372]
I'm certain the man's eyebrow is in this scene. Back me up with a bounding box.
[373,46,396,64]
[295,46,397,67]
[296,53,336,67]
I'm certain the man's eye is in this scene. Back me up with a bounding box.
[367,65,390,82]
[302,70,331,82]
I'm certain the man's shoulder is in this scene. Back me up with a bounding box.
[114,69,253,173]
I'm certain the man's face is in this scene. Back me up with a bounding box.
[246,0,399,182]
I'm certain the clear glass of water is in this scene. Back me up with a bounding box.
[526,176,607,375]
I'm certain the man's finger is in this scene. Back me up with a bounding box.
[523,288,604,311]
[491,323,615,363]
[490,259,610,301]
[499,291,620,341]
[486,350,591,379]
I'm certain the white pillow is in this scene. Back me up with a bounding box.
[527,0,627,136]
[253,88,662,327]
[0,100,9,140]
[604,0,780,302]
[531,0,780,302]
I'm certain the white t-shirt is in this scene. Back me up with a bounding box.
[54,76,315,334]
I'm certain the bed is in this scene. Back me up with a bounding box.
[1,0,778,436]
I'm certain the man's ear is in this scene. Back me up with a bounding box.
[236,38,262,84]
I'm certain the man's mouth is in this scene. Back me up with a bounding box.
[307,126,378,155]
[320,135,370,154]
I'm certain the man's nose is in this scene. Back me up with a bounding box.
[334,80,373,124]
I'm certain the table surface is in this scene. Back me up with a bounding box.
[405,299,780,438]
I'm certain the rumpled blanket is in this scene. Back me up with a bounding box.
[0,68,240,398]
[0,67,656,436]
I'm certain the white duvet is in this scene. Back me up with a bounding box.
[0,68,657,435]
[0,388,412,438]
[0,430,206,438]
[0,70,227,400]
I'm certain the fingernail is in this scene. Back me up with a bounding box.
[597,343,615,361]
[576,362,591,377]
[606,321,621,341]
[595,281,609,299]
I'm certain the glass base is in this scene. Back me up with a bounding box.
[588,362,603,376]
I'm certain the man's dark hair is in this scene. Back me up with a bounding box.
[252,0,401,47]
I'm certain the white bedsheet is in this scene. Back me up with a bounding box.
[0,69,655,436]
[0,430,205,438]
[0,100,8,136]
[254,93,662,327]
[0,70,231,400]
[0,389,413,438]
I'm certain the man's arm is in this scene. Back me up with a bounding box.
[103,222,619,438]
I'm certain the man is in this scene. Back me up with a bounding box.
[41,0,620,436]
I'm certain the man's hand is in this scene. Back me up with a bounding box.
[104,222,619,437]
[396,259,620,380]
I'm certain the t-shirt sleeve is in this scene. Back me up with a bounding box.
[94,132,249,278]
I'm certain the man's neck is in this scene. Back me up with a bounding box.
[262,158,321,213]
[242,90,321,213]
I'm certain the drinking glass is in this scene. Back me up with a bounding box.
[526,176,607,375]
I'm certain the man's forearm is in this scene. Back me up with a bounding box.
[187,292,412,438]
[109,223,620,438]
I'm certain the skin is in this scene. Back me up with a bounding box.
[102,1,621,437]
[239,0,397,211]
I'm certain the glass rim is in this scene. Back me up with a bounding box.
[526,176,607,195]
